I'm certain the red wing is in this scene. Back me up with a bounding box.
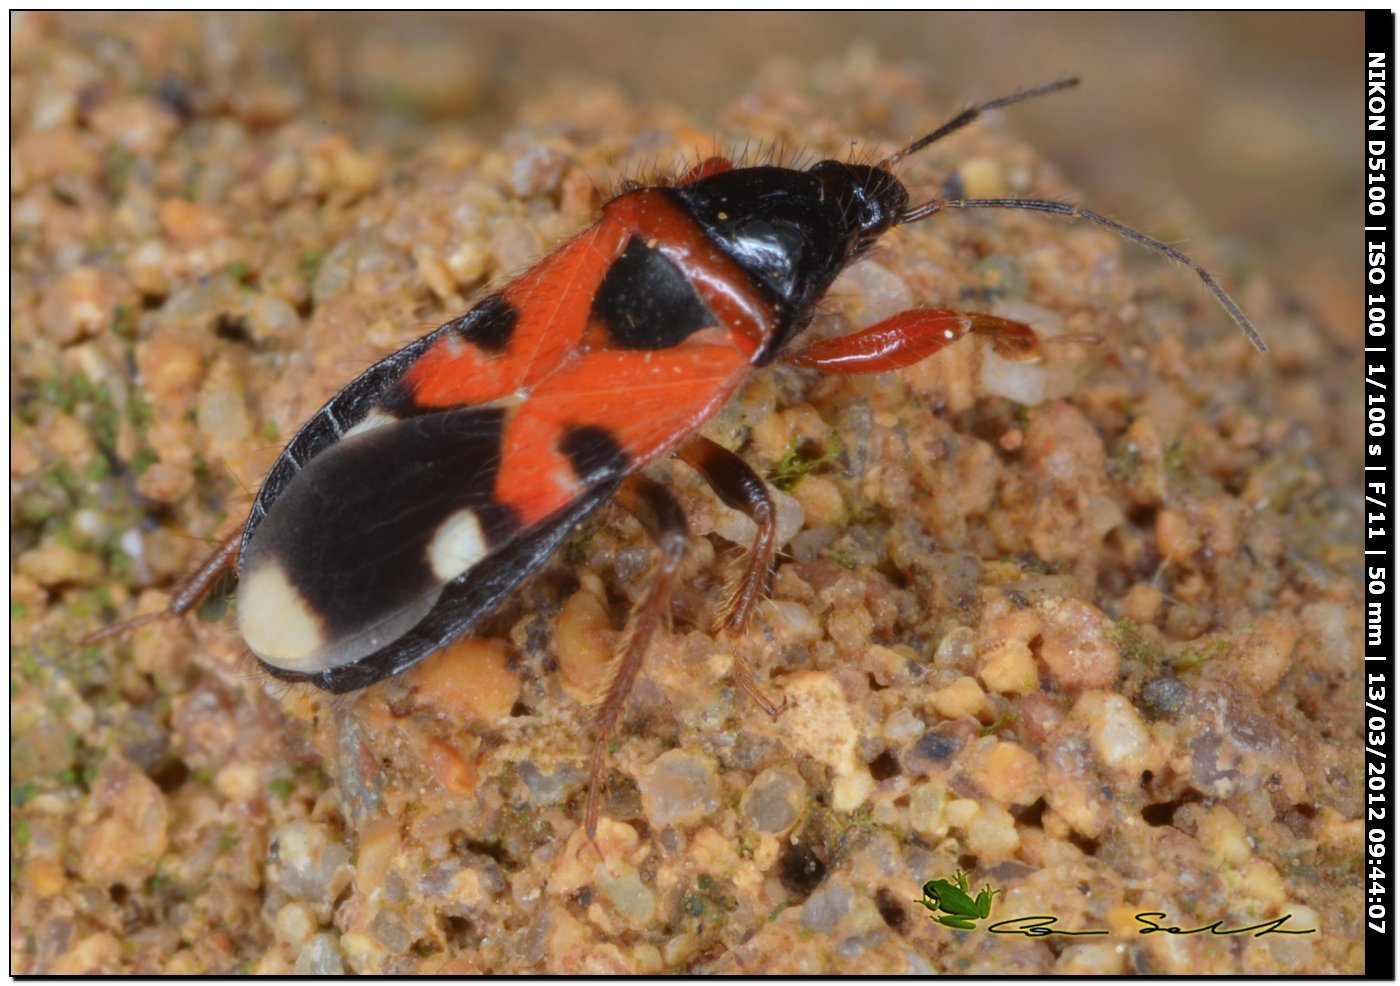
[496,342,752,527]
[398,219,632,409]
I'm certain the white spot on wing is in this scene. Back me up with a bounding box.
[238,561,327,669]
[426,508,488,582]
[343,409,399,440]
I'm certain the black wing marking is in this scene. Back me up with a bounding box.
[259,476,620,693]
[244,331,437,549]
[240,408,523,650]
[244,297,521,552]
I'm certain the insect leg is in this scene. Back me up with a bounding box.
[584,475,689,839]
[80,527,242,645]
[785,309,1043,374]
[674,435,781,717]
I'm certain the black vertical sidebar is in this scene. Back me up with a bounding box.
[1365,9,1395,982]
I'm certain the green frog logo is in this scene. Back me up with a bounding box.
[917,870,1000,930]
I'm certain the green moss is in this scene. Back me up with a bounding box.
[1163,442,1187,473]
[267,777,294,802]
[978,711,1019,737]
[129,448,160,475]
[38,375,69,412]
[84,457,112,483]
[825,551,859,571]
[111,303,138,340]
[103,144,137,196]
[298,249,324,282]
[126,393,154,434]
[15,649,41,683]
[90,401,121,454]
[70,373,94,404]
[1110,618,1161,665]
[771,434,841,492]
[565,532,592,564]
[1171,633,1233,671]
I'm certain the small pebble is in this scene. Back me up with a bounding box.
[958,157,1008,198]
[275,902,318,951]
[800,883,852,934]
[273,819,352,903]
[907,730,962,769]
[1038,599,1120,692]
[1075,691,1161,777]
[827,605,873,655]
[739,766,807,834]
[908,781,948,838]
[196,359,252,458]
[368,909,409,954]
[830,259,913,326]
[293,933,345,976]
[506,142,570,199]
[830,768,875,812]
[929,675,987,720]
[1222,617,1296,695]
[882,707,925,744]
[17,541,104,587]
[519,761,583,807]
[791,474,844,527]
[1155,508,1201,566]
[10,435,41,477]
[39,266,117,345]
[78,756,170,886]
[599,868,656,926]
[637,749,720,828]
[1121,583,1164,625]
[778,671,859,776]
[981,345,1051,405]
[159,198,228,249]
[932,626,976,670]
[1140,675,1188,715]
[961,802,1019,860]
[967,739,1044,807]
[763,599,823,642]
[553,581,615,704]
[126,240,173,296]
[134,462,194,504]
[425,740,478,796]
[22,860,67,900]
[410,638,520,723]
[976,609,1042,696]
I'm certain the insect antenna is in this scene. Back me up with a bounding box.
[879,77,1080,169]
[898,196,1268,353]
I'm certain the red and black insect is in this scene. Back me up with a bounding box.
[89,78,1266,837]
